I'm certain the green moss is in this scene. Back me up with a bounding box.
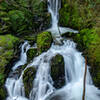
[50,54,65,89]
[23,67,36,97]
[0,34,19,73]
[37,31,53,54]
[74,28,97,50]
[0,87,6,100]
[27,48,37,62]
[0,34,19,49]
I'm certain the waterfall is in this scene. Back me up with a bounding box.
[47,0,78,36]
[5,0,100,100]
[48,0,61,30]
[29,40,100,100]
[5,41,30,100]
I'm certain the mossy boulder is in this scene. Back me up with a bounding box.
[37,31,53,54]
[50,54,65,89]
[0,34,19,100]
[27,48,37,62]
[23,67,36,97]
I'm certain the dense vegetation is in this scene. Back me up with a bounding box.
[0,0,100,99]
[0,0,49,99]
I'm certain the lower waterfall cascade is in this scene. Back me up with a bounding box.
[5,0,100,100]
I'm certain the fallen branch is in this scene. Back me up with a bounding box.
[82,58,87,100]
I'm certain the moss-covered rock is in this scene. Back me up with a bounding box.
[37,31,53,54]
[23,67,36,97]
[27,48,37,62]
[50,54,65,89]
[0,34,19,100]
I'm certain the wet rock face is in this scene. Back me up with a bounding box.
[23,67,36,98]
[50,54,65,89]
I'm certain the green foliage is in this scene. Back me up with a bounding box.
[0,0,48,35]
[23,67,36,97]
[37,31,53,54]
[8,10,26,33]
[0,34,19,72]
[59,7,70,27]
[60,0,98,30]
[74,29,97,49]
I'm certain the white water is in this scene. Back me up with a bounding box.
[5,0,100,100]
[5,41,30,100]
[12,41,30,71]
[29,40,100,100]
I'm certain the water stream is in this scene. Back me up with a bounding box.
[5,0,100,100]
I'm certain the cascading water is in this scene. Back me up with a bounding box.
[12,41,30,71]
[5,0,100,100]
[29,40,100,100]
[5,41,30,100]
[47,0,78,36]
[48,0,61,30]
